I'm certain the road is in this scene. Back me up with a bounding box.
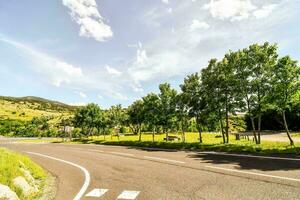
[1,138,300,200]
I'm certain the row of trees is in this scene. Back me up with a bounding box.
[72,42,299,145]
[2,42,298,145]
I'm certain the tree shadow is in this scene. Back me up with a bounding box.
[187,152,300,171]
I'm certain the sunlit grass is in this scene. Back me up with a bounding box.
[70,132,300,155]
[0,99,72,123]
[0,148,46,199]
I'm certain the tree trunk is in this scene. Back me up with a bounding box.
[257,89,261,144]
[246,98,258,144]
[198,128,202,143]
[225,95,229,143]
[152,128,155,142]
[219,109,226,144]
[257,114,261,144]
[250,117,258,144]
[139,129,142,142]
[282,110,294,146]
[165,127,169,142]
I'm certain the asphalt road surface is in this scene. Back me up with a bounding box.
[1,138,300,200]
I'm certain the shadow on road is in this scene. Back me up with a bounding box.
[187,153,300,171]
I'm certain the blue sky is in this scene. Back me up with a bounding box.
[0,0,299,108]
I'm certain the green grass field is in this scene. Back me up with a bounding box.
[20,132,299,156]
[0,148,46,199]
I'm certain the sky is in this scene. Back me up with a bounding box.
[0,0,299,108]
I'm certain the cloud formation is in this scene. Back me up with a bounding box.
[62,0,113,42]
[0,37,83,87]
[190,20,210,31]
[106,65,122,76]
[203,0,279,21]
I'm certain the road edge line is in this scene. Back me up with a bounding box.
[205,165,300,182]
[26,151,91,200]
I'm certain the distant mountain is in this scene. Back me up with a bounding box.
[0,96,76,110]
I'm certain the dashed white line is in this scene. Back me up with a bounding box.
[199,151,300,161]
[72,148,105,153]
[117,190,140,200]
[110,151,135,157]
[143,156,185,164]
[26,152,90,200]
[85,188,108,197]
[205,165,300,182]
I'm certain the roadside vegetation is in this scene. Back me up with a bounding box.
[0,148,46,200]
[1,42,300,154]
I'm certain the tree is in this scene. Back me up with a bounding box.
[127,100,144,141]
[157,83,177,140]
[73,103,102,137]
[246,42,278,144]
[73,106,89,136]
[269,56,300,145]
[94,108,107,137]
[202,59,232,143]
[175,93,190,143]
[180,73,206,143]
[235,49,259,143]
[142,93,160,142]
[108,104,127,140]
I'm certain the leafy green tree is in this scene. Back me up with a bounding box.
[74,106,89,136]
[246,42,278,144]
[180,73,206,143]
[202,59,230,143]
[157,83,177,140]
[269,56,300,145]
[108,104,127,140]
[73,103,102,137]
[142,93,160,142]
[175,93,190,142]
[127,100,145,141]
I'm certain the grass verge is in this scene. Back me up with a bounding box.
[0,148,46,200]
[58,132,300,156]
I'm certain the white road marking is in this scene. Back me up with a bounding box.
[72,148,105,153]
[88,149,105,153]
[205,165,300,182]
[199,151,300,161]
[26,152,91,200]
[85,188,108,197]
[117,190,140,200]
[110,152,135,157]
[144,156,185,164]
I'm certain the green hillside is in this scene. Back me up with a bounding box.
[0,96,76,123]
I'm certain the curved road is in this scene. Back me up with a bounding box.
[1,139,300,200]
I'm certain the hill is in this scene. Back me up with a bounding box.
[0,96,76,122]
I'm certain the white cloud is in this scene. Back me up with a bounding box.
[162,0,169,4]
[76,91,87,98]
[203,0,279,21]
[167,8,173,13]
[97,94,103,99]
[190,20,210,31]
[62,0,113,42]
[136,48,148,65]
[0,37,83,87]
[203,0,256,21]
[105,65,122,76]
[253,4,277,19]
[0,36,132,103]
